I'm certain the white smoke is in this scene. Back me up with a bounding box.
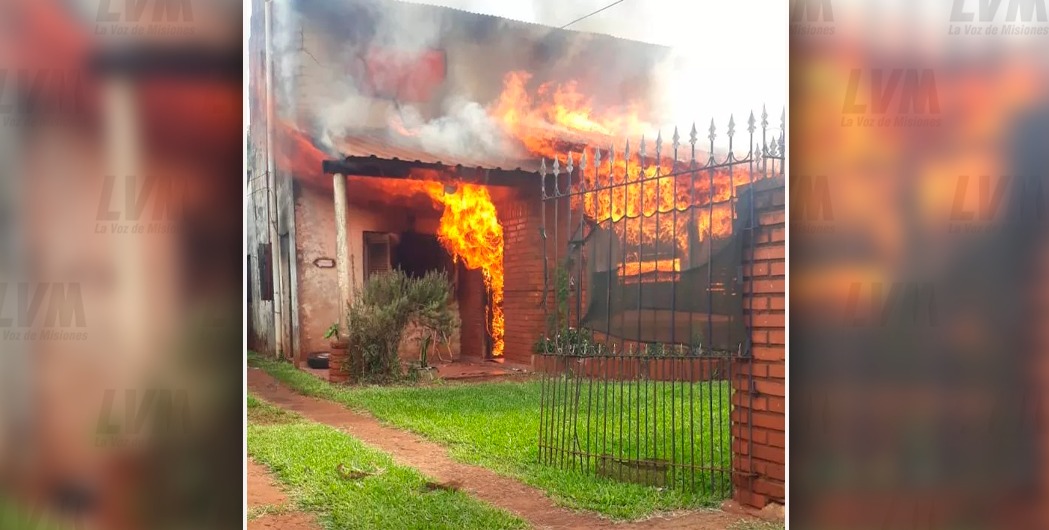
[315,91,377,153]
[270,0,301,124]
[394,99,513,160]
[407,0,788,138]
[267,0,785,159]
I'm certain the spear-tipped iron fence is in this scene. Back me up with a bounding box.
[535,108,784,498]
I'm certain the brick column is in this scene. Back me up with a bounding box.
[733,176,786,509]
[499,190,548,365]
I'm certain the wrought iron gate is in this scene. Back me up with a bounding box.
[535,109,784,497]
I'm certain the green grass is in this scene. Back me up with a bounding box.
[246,503,297,521]
[540,371,732,494]
[247,393,303,425]
[249,352,732,520]
[248,393,526,530]
[0,499,72,530]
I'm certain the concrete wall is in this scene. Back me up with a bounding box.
[247,0,301,359]
[292,183,469,364]
[246,0,273,354]
[294,184,399,361]
[291,183,339,362]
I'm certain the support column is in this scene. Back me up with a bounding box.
[264,0,285,358]
[333,173,351,332]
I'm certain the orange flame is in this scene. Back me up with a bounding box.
[376,68,761,331]
[487,70,756,264]
[490,71,648,155]
[423,182,505,357]
[579,161,746,256]
[619,258,680,276]
[359,177,506,356]
[276,121,329,185]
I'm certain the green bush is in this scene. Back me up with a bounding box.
[348,270,459,382]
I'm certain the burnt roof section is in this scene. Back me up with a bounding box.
[335,131,538,171]
[295,0,669,185]
[322,132,540,185]
[321,157,539,187]
[290,0,669,110]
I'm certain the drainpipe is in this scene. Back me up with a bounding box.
[332,173,351,333]
[264,0,285,358]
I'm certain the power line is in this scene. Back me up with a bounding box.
[559,0,628,29]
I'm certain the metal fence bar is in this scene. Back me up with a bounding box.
[535,109,784,497]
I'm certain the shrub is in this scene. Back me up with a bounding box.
[347,269,459,382]
[533,328,609,356]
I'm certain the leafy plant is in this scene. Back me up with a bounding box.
[689,330,705,355]
[324,322,341,341]
[545,265,571,333]
[346,269,458,383]
[533,327,608,355]
[536,264,612,356]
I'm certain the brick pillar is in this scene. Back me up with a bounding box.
[499,190,548,365]
[733,176,786,509]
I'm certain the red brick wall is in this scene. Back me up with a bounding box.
[499,185,589,365]
[499,190,547,365]
[732,176,786,508]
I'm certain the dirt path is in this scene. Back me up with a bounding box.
[248,367,752,530]
[248,458,320,530]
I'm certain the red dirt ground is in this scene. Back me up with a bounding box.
[248,458,320,530]
[248,367,757,529]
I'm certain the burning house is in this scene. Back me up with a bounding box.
[247,0,786,508]
[247,0,777,367]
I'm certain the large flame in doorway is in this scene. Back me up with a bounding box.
[424,182,505,357]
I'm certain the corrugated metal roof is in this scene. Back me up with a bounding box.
[334,131,542,173]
